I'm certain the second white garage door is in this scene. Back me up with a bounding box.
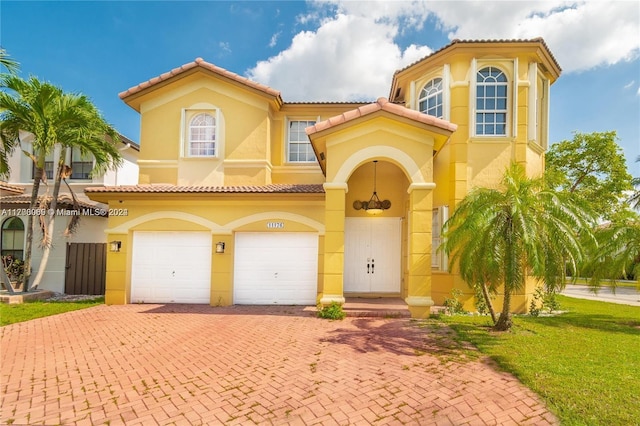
[234,232,318,305]
[131,231,212,304]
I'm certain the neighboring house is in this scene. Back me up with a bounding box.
[86,39,560,317]
[1,133,139,293]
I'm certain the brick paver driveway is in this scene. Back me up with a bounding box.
[1,304,557,425]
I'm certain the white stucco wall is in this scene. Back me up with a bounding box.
[9,215,107,293]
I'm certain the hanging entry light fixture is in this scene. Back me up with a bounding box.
[353,160,391,215]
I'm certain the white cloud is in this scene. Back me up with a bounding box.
[269,32,281,48]
[425,1,639,73]
[218,41,232,55]
[247,1,639,101]
[248,14,431,101]
[247,3,434,101]
[624,80,636,89]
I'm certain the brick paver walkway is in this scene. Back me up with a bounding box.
[1,304,558,425]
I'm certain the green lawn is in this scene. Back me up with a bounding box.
[432,296,640,426]
[0,297,104,326]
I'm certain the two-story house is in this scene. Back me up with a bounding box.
[1,134,139,293]
[86,39,560,317]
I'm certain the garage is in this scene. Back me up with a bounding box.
[131,231,212,303]
[234,232,318,305]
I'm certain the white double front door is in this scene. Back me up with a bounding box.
[344,217,401,293]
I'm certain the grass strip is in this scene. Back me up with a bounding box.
[0,297,104,326]
[432,296,640,426]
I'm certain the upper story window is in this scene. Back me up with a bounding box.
[419,78,443,119]
[476,67,508,136]
[71,147,93,180]
[32,151,54,180]
[288,120,316,163]
[189,113,216,157]
[1,217,25,260]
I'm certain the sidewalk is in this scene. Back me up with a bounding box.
[561,284,640,307]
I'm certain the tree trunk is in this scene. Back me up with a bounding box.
[494,286,513,331]
[480,282,498,324]
[31,151,65,289]
[23,165,44,292]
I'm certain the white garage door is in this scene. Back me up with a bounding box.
[131,231,212,304]
[234,232,318,305]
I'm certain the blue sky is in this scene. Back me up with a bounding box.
[2,1,639,175]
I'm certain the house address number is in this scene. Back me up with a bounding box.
[267,221,284,229]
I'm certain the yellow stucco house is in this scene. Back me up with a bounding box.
[86,38,561,317]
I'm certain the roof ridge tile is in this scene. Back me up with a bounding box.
[120,58,281,100]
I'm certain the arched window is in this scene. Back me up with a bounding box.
[189,113,216,156]
[1,217,25,260]
[418,78,443,119]
[476,67,508,135]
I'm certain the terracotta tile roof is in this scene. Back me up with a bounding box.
[0,181,25,194]
[305,97,457,135]
[1,194,107,215]
[84,184,325,194]
[394,38,562,76]
[285,101,371,105]
[119,58,282,101]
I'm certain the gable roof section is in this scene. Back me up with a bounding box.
[306,97,457,175]
[119,58,283,111]
[306,97,457,136]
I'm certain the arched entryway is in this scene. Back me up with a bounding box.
[343,160,409,296]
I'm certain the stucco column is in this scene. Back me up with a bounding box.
[405,183,436,318]
[210,233,232,306]
[319,183,347,305]
[104,232,128,305]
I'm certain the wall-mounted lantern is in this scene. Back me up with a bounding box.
[109,241,122,252]
[215,241,226,254]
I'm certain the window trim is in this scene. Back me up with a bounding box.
[1,217,25,260]
[31,151,54,180]
[188,112,217,157]
[432,205,449,271]
[418,77,444,119]
[70,148,94,180]
[181,108,220,159]
[475,66,509,137]
[286,118,318,164]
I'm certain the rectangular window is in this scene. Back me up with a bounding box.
[32,152,54,180]
[71,148,93,179]
[432,206,449,270]
[287,120,316,163]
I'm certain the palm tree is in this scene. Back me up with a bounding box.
[0,47,19,76]
[0,48,20,176]
[629,155,640,210]
[585,220,640,288]
[0,75,122,291]
[442,163,595,331]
